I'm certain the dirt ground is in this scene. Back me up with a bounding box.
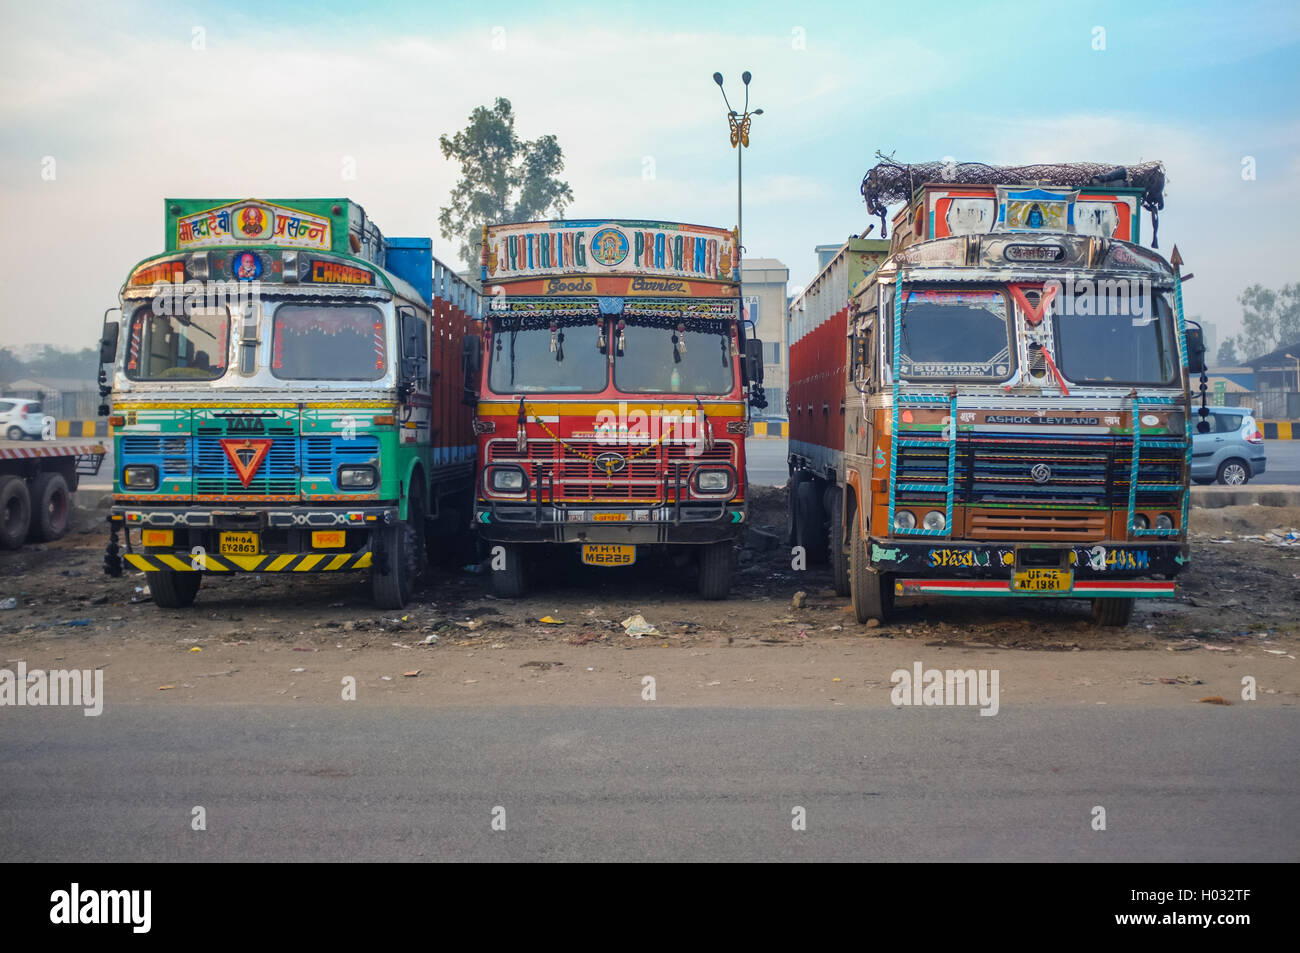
[1,488,1297,708]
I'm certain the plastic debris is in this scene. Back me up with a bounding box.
[158,685,174,691]
[402,670,420,677]
[0,598,17,610]
[418,634,439,645]
[621,614,658,638]
[62,619,91,627]
[791,591,807,609]
[189,646,202,653]
[539,616,564,625]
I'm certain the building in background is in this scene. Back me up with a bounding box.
[740,257,789,417]
[814,243,842,272]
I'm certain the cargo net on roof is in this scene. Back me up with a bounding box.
[860,157,1167,247]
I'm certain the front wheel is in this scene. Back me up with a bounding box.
[1091,597,1134,627]
[850,525,893,624]
[372,493,426,609]
[488,542,528,597]
[697,541,735,600]
[1216,458,1250,485]
[151,570,201,608]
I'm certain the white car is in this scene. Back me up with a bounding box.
[0,399,54,440]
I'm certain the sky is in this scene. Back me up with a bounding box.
[1,0,1298,351]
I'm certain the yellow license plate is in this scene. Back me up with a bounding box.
[312,531,346,549]
[219,531,260,556]
[1012,568,1072,592]
[582,544,636,566]
[141,529,173,548]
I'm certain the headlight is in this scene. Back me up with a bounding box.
[338,466,378,489]
[693,468,731,492]
[1132,513,1150,531]
[893,510,916,532]
[122,465,157,489]
[922,510,947,532]
[491,468,525,492]
[1155,513,1175,531]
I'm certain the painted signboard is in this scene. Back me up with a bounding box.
[483,220,738,285]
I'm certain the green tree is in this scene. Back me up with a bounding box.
[438,97,575,269]
[1217,336,1238,365]
[1277,283,1300,347]
[1238,284,1278,360]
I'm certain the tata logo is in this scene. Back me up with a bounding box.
[594,451,626,473]
[1030,463,1052,485]
[225,415,266,433]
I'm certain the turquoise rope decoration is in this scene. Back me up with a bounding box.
[888,277,903,535]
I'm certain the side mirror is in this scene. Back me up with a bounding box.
[744,338,764,385]
[462,333,482,403]
[1185,323,1207,375]
[100,315,120,365]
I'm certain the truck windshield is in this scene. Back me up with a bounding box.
[488,321,608,393]
[124,306,228,381]
[271,303,386,380]
[1052,288,1177,384]
[896,290,1013,381]
[614,322,734,395]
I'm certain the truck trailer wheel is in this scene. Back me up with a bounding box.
[150,570,201,609]
[697,540,735,599]
[1091,597,1134,627]
[28,471,70,542]
[795,480,827,564]
[850,526,893,624]
[828,489,850,596]
[0,476,32,550]
[488,543,528,597]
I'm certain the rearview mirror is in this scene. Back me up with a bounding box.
[1184,323,1207,375]
[744,338,764,385]
[462,333,482,404]
[100,310,120,365]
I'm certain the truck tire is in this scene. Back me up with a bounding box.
[850,524,893,624]
[697,540,735,599]
[28,472,70,542]
[1091,597,1134,627]
[489,543,528,597]
[795,479,827,564]
[828,489,850,596]
[372,492,426,610]
[785,472,805,547]
[150,570,201,608]
[0,476,32,550]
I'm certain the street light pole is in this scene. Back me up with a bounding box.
[712,71,762,283]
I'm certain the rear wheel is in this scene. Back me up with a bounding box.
[0,476,32,550]
[1091,597,1134,627]
[6,426,23,441]
[850,523,893,624]
[28,472,70,542]
[828,489,850,596]
[150,570,201,608]
[488,542,528,597]
[1216,458,1249,485]
[697,540,735,600]
[795,479,827,564]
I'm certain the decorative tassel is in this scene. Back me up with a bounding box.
[555,330,564,362]
[516,397,527,452]
[549,323,557,353]
[616,320,625,355]
[672,331,681,363]
[597,326,606,352]
[676,324,686,354]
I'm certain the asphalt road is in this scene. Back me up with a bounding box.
[2,705,1295,862]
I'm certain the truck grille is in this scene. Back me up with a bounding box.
[195,434,298,495]
[487,439,735,501]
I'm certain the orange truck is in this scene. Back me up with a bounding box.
[466,219,766,598]
[788,161,1206,626]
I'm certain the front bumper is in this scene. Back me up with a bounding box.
[475,501,746,544]
[109,505,396,573]
[867,537,1186,598]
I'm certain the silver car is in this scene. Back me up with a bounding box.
[1191,406,1267,485]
